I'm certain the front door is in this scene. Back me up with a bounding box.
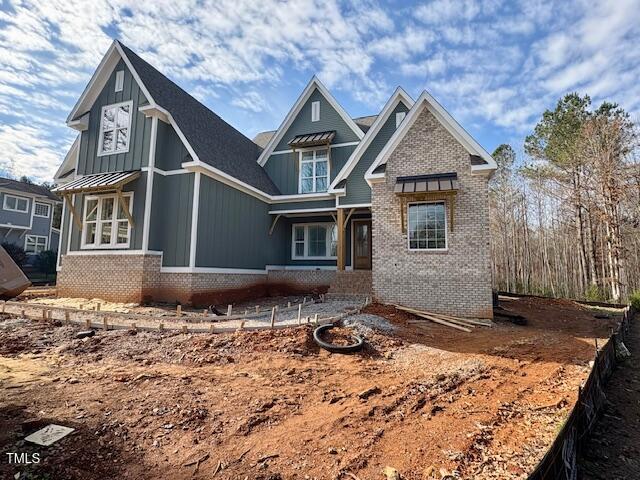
[353,220,372,270]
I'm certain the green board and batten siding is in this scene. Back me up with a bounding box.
[274,89,361,150]
[269,199,335,212]
[155,121,190,171]
[264,87,361,195]
[148,174,194,267]
[196,175,285,269]
[339,101,410,206]
[265,146,356,195]
[77,59,152,175]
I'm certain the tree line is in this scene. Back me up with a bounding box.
[490,93,640,303]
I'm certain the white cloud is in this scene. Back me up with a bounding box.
[0,0,640,182]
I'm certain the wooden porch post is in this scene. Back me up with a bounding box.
[337,208,345,271]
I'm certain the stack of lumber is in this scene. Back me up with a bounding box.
[394,304,492,333]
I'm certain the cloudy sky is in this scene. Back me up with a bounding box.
[0,0,639,183]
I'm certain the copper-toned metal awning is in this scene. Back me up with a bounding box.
[394,173,458,233]
[52,171,140,194]
[288,130,336,148]
[52,171,140,231]
[394,172,458,194]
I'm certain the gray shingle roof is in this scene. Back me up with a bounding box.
[0,177,59,201]
[118,42,280,196]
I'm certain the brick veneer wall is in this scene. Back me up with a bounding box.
[57,253,162,303]
[371,106,494,318]
[57,253,335,305]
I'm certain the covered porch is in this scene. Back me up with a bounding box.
[267,205,372,272]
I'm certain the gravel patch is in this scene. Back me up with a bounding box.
[343,313,396,336]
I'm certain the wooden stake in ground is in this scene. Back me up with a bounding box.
[1,301,5,313]
[270,307,276,328]
[177,304,182,317]
[314,313,318,325]
[103,317,108,331]
[297,304,302,324]
[96,303,101,312]
[64,311,70,325]
[227,304,232,316]
[85,319,91,329]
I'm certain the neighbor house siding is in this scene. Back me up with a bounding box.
[148,173,194,267]
[264,145,356,195]
[340,102,410,206]
[77,59,152,175]
[196,175,285,269]
[0,191,32,228]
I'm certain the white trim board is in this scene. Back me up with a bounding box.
[330,87,414,190]
[257,76,365,167]
[160,266,268,275]
[364,90,497,184]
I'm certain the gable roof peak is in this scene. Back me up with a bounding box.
[256,75,365,166]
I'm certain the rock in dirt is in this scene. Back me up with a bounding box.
[358,386,381,400]
[75,330,95,339]
[382,466,400,479]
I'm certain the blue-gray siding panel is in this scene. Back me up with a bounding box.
[264,145,356,195]
[149,173,194,267]
[196,175,285,269]
[340,102,410,206]
[78,59,151,175]
[0,192,32,228]
[30,216,51,237]
[155,121,190,171]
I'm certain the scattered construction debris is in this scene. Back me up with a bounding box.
[0,245,30,300]
[313,323,364,353]
[393,304,492,332]
[0,295,623,479]
[25,424,74,446]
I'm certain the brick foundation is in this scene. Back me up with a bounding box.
[371,106,494,319]
[57,254,335,306]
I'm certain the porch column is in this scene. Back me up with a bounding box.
[337,208,345,271]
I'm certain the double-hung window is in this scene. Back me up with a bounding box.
[82,193,133,249]
[25,235,47,254]
[408,202,447,250]
[299,149,329,193]
[34,202,50,218]
[3,194,29,213]
[292,223,337,259]
[98,100,133,156]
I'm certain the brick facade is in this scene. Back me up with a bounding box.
[57,254,335,306]
[371,106,494,318]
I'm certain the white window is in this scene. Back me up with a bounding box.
[81,193,133,249]
[98,100,133,156]
[25,235,47,254]
[299,149,329,193]
[3,194,29,213]
[311,101,320,122]
[292,223,337,259]
[115,70,124,92]
[34,202,50,218]
[408,202,447,251]
[395,111,406,128]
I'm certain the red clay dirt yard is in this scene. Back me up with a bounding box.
[0,295,621,480]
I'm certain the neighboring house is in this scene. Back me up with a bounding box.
[0,177,61,259]
[53,40,497,318]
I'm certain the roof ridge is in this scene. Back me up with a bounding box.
[117,40,259,148]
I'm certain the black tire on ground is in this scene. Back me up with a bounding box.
[313,324,364,354]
